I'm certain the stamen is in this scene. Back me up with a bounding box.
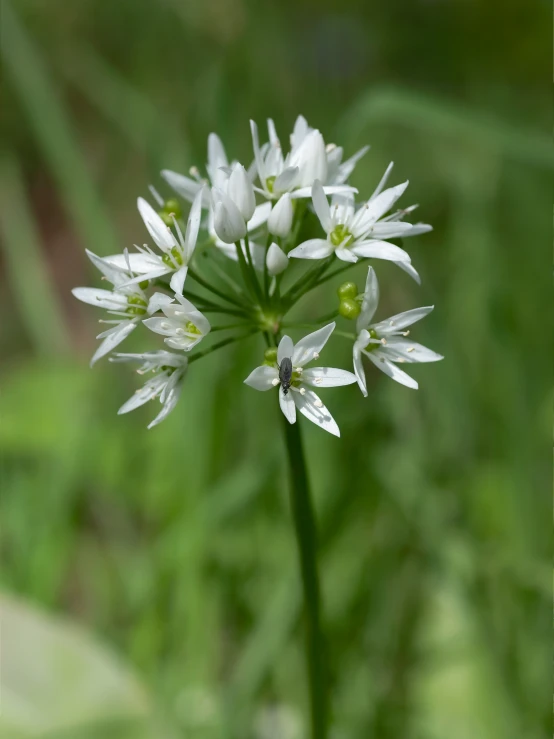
[314,378,323,384]
[406,347,414,353]
[314,399,323,408]
[403,330,410,336]
[380,338,387,345]
[312,352,319,359]
[161,322,171,330]
[299,387,306,395]
[272,378,280,386]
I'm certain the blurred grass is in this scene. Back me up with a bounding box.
[0,0,549,737]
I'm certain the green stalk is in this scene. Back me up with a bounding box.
[243,235,265,305]
[188,267,247,310]
[282,417,328,739]
[188,329,258,363]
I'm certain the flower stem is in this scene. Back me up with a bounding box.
[188,267,247,309]
[282,417,328,739]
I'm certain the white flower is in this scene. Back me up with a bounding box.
[104,188,204,295]
[244,323,356,437]
[266,242,289,276]
[143,293,210,351]
[211,187,248,244]
[72,250,170,366]
[225,162,256,221]
[290,115,370,187]
[353,267,443,394]
[250,118,358,201]
[111,351,188,429]
[288,178,415,266]
[267,193,293,237]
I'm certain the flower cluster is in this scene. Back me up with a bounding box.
[73,116,442,434]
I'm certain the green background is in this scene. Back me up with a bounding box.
[0,1,549,737]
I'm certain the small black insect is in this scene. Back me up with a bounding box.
[278,356,293,395]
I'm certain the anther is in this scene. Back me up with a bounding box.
[312,352,319,359]
[161,322,171,330]
[403,330,410,336]
[299,387,306,395]
[406,347,414,353]
[314,399,323,408]
[272,378,280,386]
[315,378,323,384]
[380,338,387,345]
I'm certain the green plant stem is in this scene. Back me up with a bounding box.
[188,329,258,363]
[244,234,265,305]
[188,267,247,309]
[282,417,328,739]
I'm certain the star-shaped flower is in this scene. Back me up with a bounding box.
[353,267,443,393]
[143,293,211,351]
[244,323,356,437]
[111,351,188,429]
[72,250,171,365]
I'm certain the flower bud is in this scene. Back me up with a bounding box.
[264,347,278,365]
[339,298,361,320]
[227,163,256,221]
[212,189,247,244]
[266,242,289,276]
[267,194,293,237]
[337,281,358,300]
[295,130,328,187]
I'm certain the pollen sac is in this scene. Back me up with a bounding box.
[339,298,361,320]
[337,281,358,300]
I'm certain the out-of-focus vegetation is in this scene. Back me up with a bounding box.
[0,0,549,737]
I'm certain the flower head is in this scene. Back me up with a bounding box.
[353,267,443,394]
[244,323,356,437]
[111,351,188,429]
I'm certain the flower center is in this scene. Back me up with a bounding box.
[126,295,148,316]
[265,175,276,193]
[162,246,183,267]
[330,224,354,248]
[364,328,380,352]
[185,321,201,336]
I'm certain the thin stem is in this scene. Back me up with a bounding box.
[234,240,258,303]
[282,418,328,739]
[208,322,250,332]
[188,329,258,363]
[244,234,265,305]
[188,267,247,309]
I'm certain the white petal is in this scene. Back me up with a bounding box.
[367,353,418,389]
[118,384,158,415]
[137,197,176,252]
[213,194,247,244]
[104,252,165,274]
[161,170,203,204]
[227,163,256,221]
[277,335,294,364]
[372,306,434,332]
[292,323,335,367]
[250,119,266,187]
[91,321,137,365]
[381,338,443,363]
[290,184,357,199]
[207,133,229,185]
[335,247,358,263]
[356,267,379,332]
[368,161,394,200]
[335,145,370,184]
[401,223,433,237]
[311,180,331,232]
[367,222,415,239]
[302,367,357,388]
[393,260,421,284]
[147,386,181,429]
[248,201,272,231]
[353,345,368,397]
[279,386,297,424]
[244,365,279,391]
[85,250,127,285]
[273,167,299,193]
[350,240,410,262]
[293,388,340,437]
[142,316,177,337]
[184,188,203,261]
[364,181,409,223]
[72,287,126,310]
[169,265,188,295]
[147,292,174,314]
[288,239,333,260]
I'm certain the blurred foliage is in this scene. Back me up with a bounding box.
[0,0,549,737]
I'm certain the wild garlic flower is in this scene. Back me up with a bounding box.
[288,179,416,266]
[353,267,443,393]
[244,323,357,437]
[72,250,167,365]
[143,293,210,351]
[111,351,188,429]
[250,117,359,202]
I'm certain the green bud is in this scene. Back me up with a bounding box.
[339,298,361,320]
[264,347,278,364]
[337,281,358,300]
[138,280,150,290]
[164,199,182,218]
[265,176,276,194]
[159,211,174,227]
